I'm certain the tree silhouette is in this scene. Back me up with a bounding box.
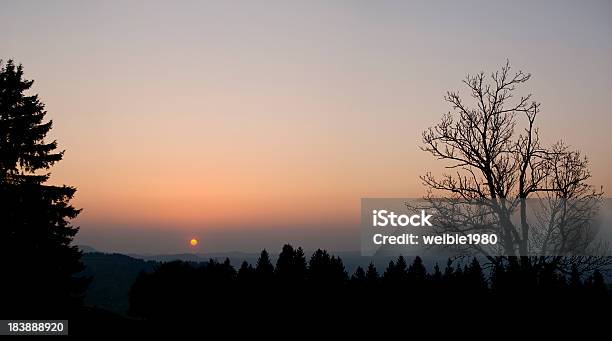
[238,260,255,282]
[383,256,408,285]
[589,270,607,298]
[420,60,609,281]
[308,249,347,285]
[408,256,427,284]
[428,262,443,294]
[365,262,379,283]
[430,263,442,282]
[351,266,366,283]
[294,247,308,281]
[275,244,307,282]
[255,249,274,284]
[348,266,367,302]
[0,60,86,316]
[464,258,488,294]
[443,258,454,282]
[490,260,506,294]
[569,264,583,294]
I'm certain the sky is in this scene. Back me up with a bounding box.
[1,0,611,253]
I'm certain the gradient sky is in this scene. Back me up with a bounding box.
[1,0,611,253]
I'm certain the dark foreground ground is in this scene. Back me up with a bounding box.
[68,297,611,337]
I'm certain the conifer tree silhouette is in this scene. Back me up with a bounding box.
[490,261,507,294]
[443,258,454,283]
[255,249,274,282]
[431,263,442,283]
[383,260,396,281]
[351,266,366,283]
[590,270,607,297]
[408,256,427,283]
[308,249,347,285]
[294,246,308,281]
[465,258,488,293]
[275,244,294,278]
[384,256,409,285]
[365,262,379,283]
[0,60,86,316]
[308,249,331,283]
[569,264,583,298]
[238,260,255,282]
[275,244,307,282]
[429,263,443,293]
[329,255,348,283]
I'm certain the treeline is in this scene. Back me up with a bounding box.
[128,244,609,320]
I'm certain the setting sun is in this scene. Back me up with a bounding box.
[190,238,198,247]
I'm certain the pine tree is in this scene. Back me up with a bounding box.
[443,258,454,283]
[396,255,408,275]
[255,249,274,282]
[408,256,427,283]
[330,256,348,283]
[351,266,366,283]
[365,262,379,283]
[465,258,487,293]
[490,262,506,294]
[222,257,237,280]
[591,270,607,297]
[308,249,331,282]
[0,60,86,315]
[454,265,464,282]
[430,263,442,283]
[308,249,346,284]
[293,246,307,281]
[569,264,582,291]
[275,244,306,282]
[429,263,443,293]
[237,260,254,282]
[383,260,396,279]
[383,256,409,284]
[275,244,296,281]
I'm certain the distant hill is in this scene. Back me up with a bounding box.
[79,253,156,314]
[78,245,99,253]
[128,251,261,266]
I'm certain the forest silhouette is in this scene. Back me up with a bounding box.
[128,244,609,324]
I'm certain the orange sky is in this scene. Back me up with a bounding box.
[2,1,611,252]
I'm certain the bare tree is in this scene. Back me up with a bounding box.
[420,60,608,274]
